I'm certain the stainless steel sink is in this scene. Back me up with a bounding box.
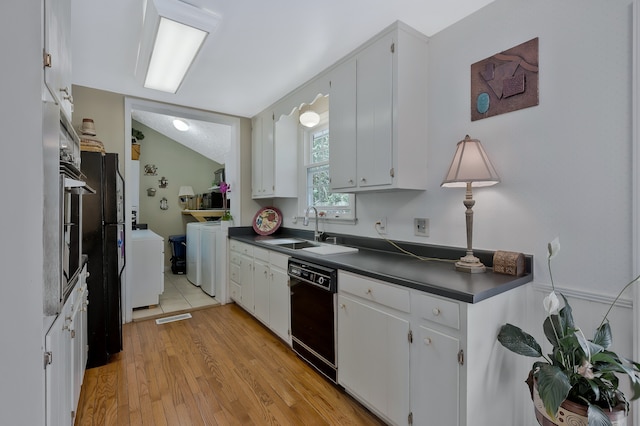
[260,237,358,255]
[273,240,318,250]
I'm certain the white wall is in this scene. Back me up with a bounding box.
[276,0,635,296]
[268,2,637,422]
[0,1,46,424]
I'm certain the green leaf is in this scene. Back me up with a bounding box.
[593,323,612,350]
[543,315,563,348]
[587,404,613,426]
[497,324,543,357]
[575,331,604,358]
[536,364,572,418]
[558,293,575,330]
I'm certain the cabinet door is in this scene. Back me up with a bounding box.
[356,35,394,188]
[45,298,74,426]
[239,254,255,312]
[329,58,357,191]
[253,259,270,324]
[273,112,298,197]
[269,265,290,343]
[44,0,73,118]
[252,112,275,198]
[251,116,263,198]
[412,325,460,426]
[337,294,410,425]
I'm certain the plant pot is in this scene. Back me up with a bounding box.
[528,374,627,426]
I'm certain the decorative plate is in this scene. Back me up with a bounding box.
[252,206,283,235]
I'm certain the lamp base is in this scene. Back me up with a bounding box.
[455,254,486,273]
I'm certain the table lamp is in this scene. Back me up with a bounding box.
[441,135,500,273]
[178,186,194,209]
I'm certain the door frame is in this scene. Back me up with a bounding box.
[122,97,241,323]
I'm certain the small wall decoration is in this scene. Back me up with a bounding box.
[158,176,168,188]
[144,164,157,175]
[160,197,168,210]
[471,37,539,121]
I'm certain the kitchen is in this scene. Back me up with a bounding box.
[3,0,640,425]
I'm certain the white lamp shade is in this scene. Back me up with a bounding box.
[178,186,195,197]
[441,135,500,188]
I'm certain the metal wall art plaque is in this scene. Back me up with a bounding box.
[471,37,539,121]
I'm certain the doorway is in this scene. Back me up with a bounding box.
[123,97,241,323]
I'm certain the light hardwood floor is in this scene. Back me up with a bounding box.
[75,303,385,425]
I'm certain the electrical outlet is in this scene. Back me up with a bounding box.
[376,217,387,235]
[414,218,429,237]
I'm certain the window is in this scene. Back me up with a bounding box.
[304,124,355,220]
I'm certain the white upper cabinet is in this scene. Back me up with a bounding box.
[44,0,74,120]
[329,22,429,192]
[251,112,275,198]
[328,58,357,190]
[252,110,298,199]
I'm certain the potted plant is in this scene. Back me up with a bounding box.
[497,238,640,426]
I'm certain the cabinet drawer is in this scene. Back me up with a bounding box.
[230,240,253,256]
[254,247,269,262]
[229,252,242,266]
[230,281,241,302]
[270,251,289,270]
[413,292,460,330]
[230,263,240,283]
[339,271,410,313]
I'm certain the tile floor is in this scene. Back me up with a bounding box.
[132,271,219,321]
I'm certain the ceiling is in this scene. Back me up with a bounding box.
[71,0,494,119]
[131,109,231,163]
[72,1,493,160]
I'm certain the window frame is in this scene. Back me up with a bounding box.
[298,113,356,222]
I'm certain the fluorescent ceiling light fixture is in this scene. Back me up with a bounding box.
[137,0,220,93]
[172,118,189,131]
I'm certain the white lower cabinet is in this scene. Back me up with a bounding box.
[337,293,410,425]
[412,325,460,426]
[337,270,527,426]
[268,254,290,343]
[228,241,290,344]
[45,264,88,426]
[253,248,270,323]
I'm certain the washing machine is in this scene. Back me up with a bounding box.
[200,222,221,296]
[186,222,203,285]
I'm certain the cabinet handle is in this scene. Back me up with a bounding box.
[366,288,372,295]
[432,307,441,316]
[264,270,268,277]
[71,330,76,339]
[424,337,432,345]
[59,87,73,104]
[360,178,367,183]
[348,179,354,184]
[339,303,346,310]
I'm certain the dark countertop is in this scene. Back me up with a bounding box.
[228,227,533,304]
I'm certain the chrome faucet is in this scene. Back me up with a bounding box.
[303,206,320,241]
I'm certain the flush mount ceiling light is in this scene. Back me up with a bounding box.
[299,104,320,128]
[172,118,189,131]
[136,0,221,93]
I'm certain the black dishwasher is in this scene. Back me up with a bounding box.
[288,258,338,383]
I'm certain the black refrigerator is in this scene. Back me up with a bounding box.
[81,151,125,368]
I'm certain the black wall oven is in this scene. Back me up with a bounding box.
[289,258,338,383]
